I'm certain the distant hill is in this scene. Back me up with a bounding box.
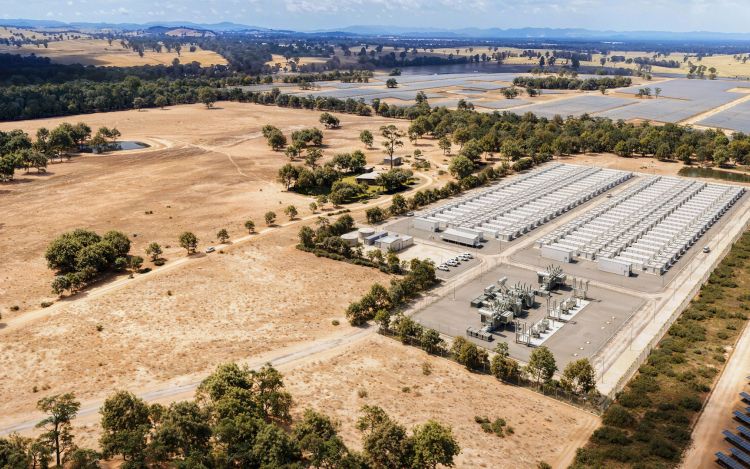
[4,18,750,42]
[319,25,750,41]
[0,19,267,33]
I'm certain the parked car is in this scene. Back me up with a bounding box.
[703,246,711,253]
[462,252,474,259]
[205,246,216,253]
[437,265,449,272]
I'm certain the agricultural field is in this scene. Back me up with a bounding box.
[0,28,226,66]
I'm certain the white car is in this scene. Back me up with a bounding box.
[703,246,711,253]
[446,260,458,267]
[462,252,474,259]
[205,246,216,253]
[437,265,450,272]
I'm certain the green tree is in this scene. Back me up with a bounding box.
[526,346,557,384]
[293,409,348,468]
[561,358,596,394]
[278,163,299,190]
[0,434,33,468]
[357,406,410,469]
[377,169,412,193]
[198,87,218,109]
[298,225,315,249]
[305,147,323,169]
[380,125,404,170]
[449,155,474,179]
[419,329,445,354]
[267,130,287,151]
[284,205,298,220]
[438,136,452,155]
[359,129,374,148]
[319,112,340,129]
[154,95,168,109]
[410,420,460,469]
[100,391,152,467]
[366,206,386,224]
[265,211,277,226]
[36,393,80,467]
[389,194,408,215]
[244,219,256,234]
[148,401,212,463]
[216,229,230,244]
[386,78,398,88]
[67,448,100,469]
[133,97,146,111]
[450,337,488,371]
[178,231,198,254]
[145,242,163,262]
[252,423,301,468]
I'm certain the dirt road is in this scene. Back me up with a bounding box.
[682,320,750,468]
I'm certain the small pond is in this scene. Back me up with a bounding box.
[678,166,750,183]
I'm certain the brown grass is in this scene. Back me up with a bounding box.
[0,102,454,314]
[0,35,226,67]
[284,334,600,469]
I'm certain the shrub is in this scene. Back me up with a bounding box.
[592,427,631,446]
[602,404,636,428]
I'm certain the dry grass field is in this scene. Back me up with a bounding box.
[0,224,391,420]
[0,102,451,315]
[266,53,330,68]
[0,29,226,66]
[284,334,600,468]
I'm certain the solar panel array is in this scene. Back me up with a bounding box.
[512,94,638,119]
[538,176,745,275]
[475,99,530,110]
[698,99,750,134]
[601,79,750,123]
[415,163,632,241]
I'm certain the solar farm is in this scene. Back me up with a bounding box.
[716,381,750,468]
[385,162,749,381]
[242,73,750,135]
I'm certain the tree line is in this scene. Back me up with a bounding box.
[0,363,460,468]
[0,53,238,86]
[512,75,632,90]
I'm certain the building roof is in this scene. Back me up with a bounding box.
[355,172,381,181]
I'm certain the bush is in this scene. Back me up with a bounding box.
[602,404,636,428]
[592,427,631,446]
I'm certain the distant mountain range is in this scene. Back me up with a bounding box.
[0,19,270,33]
[4,18,750,41]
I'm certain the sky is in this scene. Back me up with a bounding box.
[4,0,750,32]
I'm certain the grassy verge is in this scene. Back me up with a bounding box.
[572,230,750,468]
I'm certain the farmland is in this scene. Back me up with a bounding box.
[0,27,226,66]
